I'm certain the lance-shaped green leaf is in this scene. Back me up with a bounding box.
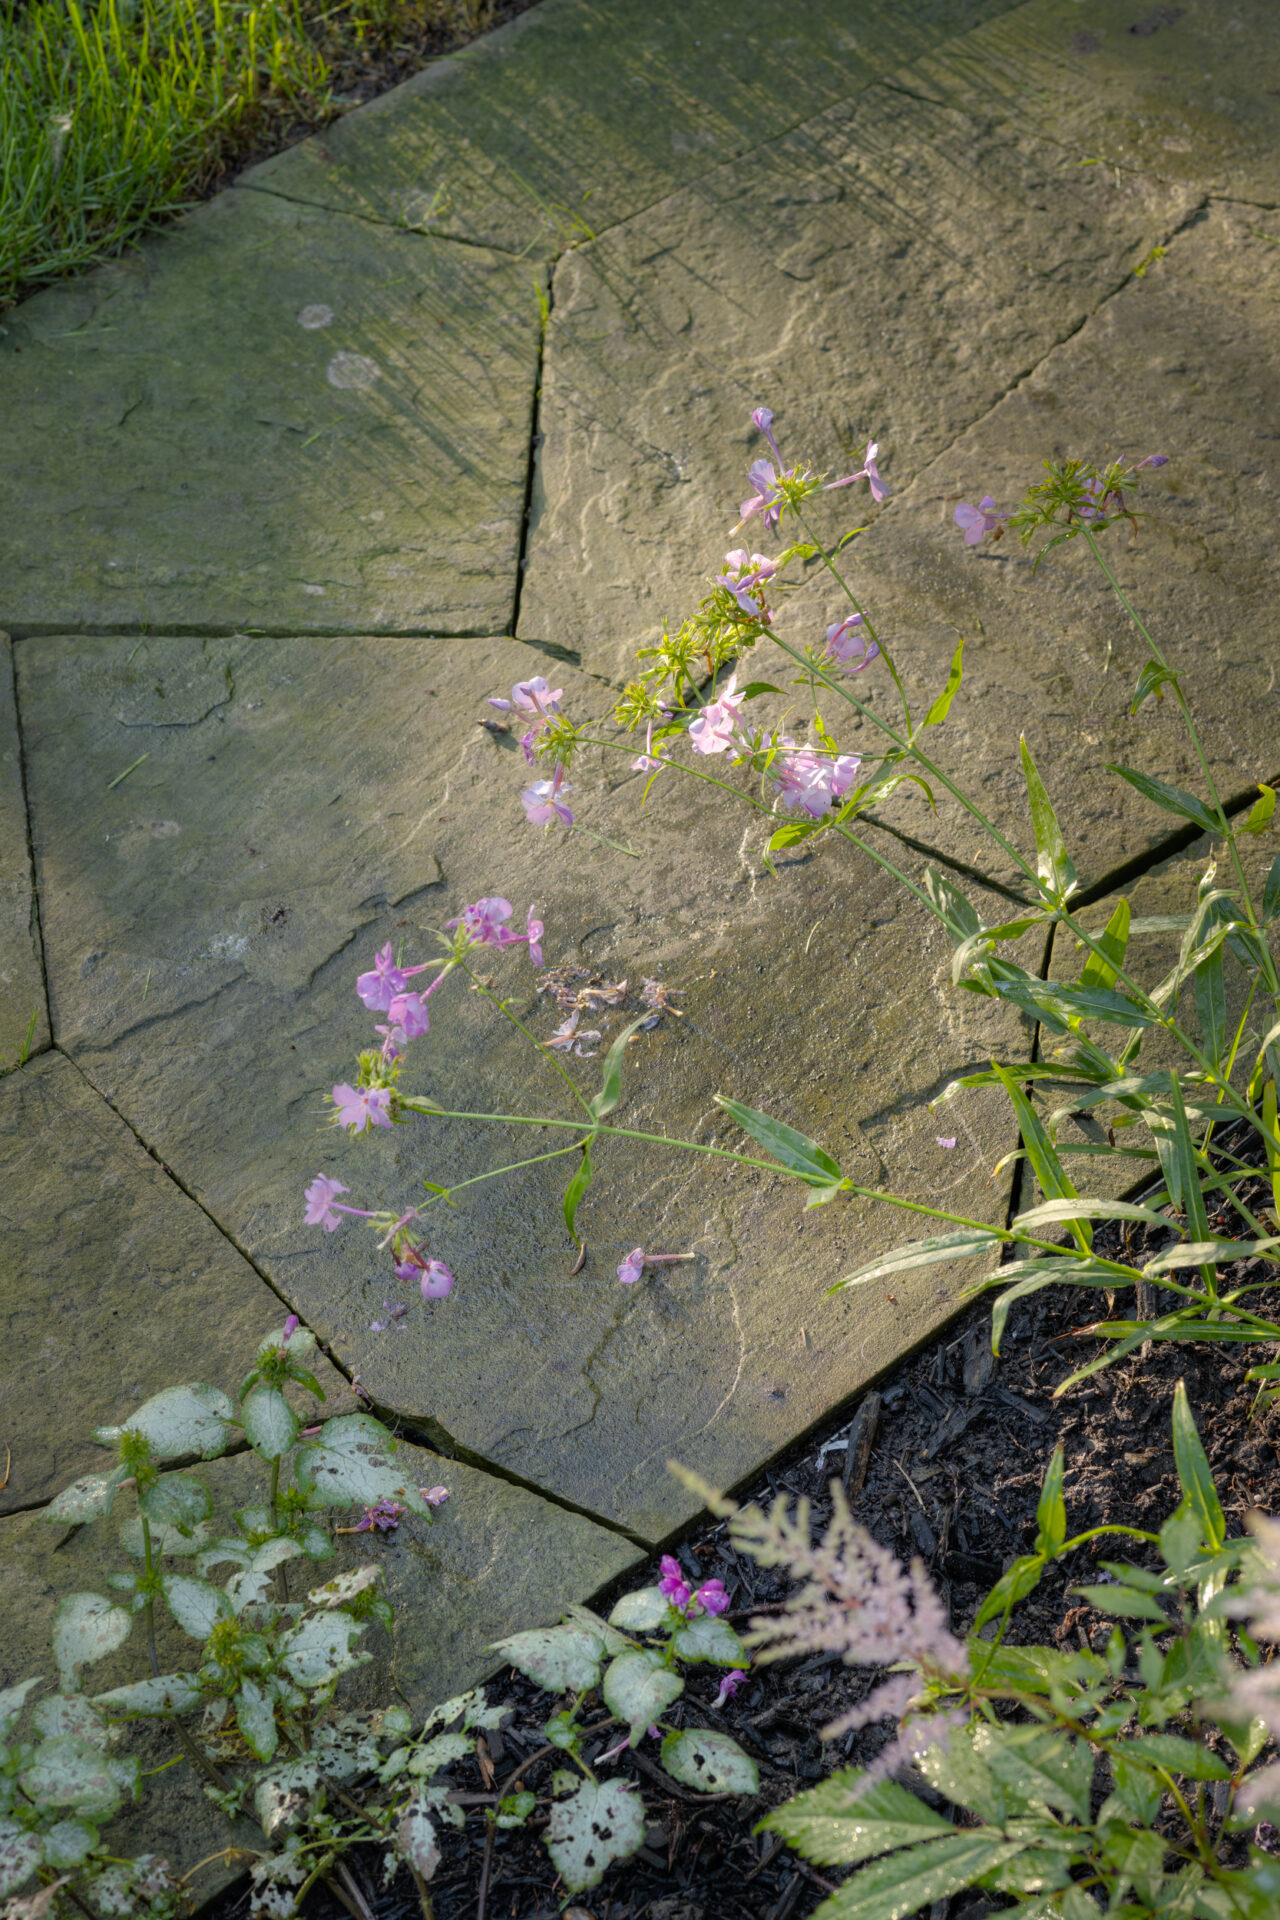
[832,1229,1003,1293]
[1020,736,1075,899]
[1242,783,1276,835]
[1130,657,1180,714]
[93,1383,234,1462]
[660,1729,758,1794]
[1079,897,1130,992]
[1108,764,1221,838]
[922,865,981,943]
[545,1778,646,1892]
[713,1095,844,1190]
[1144,1235,1280,1274]
[1034,1447,1067,1556]
[1265,852,1280,924]
[923,637,964,726]
[761,1772,952,1864]
[974,1554,1046,1631]
[988,1064,1083,1237]
[1072,1581,1168,1622]
[589,1014,650,1122]
[562,1140,594,1244]
[1012,1197,1171,1233]
[992,977,1155,1029]
[294,1413,436,1517]
[488,1623,606,1693]
[242,1387,300,1460]
[1172,1379,1224,1550]
[602,1649,684,1748]
[52,1594,133,1691]
[769,818,823,852]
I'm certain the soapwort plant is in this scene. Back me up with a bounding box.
[0,1325,759,1917]
[503,409,1280,1390]
[683,1386,1280,1919]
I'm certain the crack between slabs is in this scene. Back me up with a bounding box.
[510,261,551,637]
[3,637,52,1068]
[36,1046,645,1549]
[230,179,534,258]
[6,627,582,663]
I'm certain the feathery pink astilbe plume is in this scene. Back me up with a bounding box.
[729,1483,968,1729]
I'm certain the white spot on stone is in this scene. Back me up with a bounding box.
[150,820,181,837]
[327,351,382,390]
[1162,137,1192,152]
[298,304,335,330]
[207,934,249,960]
[302,584,326,596]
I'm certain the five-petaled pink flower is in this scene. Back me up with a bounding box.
[387,991,431,1039]
[738,457,784,530]
[521,764,574,827]
[697,1579,730,1616]
[715,548,777,621]
[618,1247,645,1285]
[356,942,409,1012]
[824,614,880,673]
[304,1174,350,1232]
[448,896,519,948]
[772,742,862,818]
[953,495,1007,546]
[488,675,563,716]
[688,672,745,756]
[331,1083,393,1133]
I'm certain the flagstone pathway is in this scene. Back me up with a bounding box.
[2,0,1278,1879]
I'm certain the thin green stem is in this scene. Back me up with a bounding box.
[418,1137,592,1207]
[457,958,596,1121]
[795,505,913,733]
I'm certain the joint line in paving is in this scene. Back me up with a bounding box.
[510,255,554,637]
[4,638,51,1061]
[230,179,532,259]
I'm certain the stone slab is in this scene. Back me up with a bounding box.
[18,632,1036,1542]
[0,1049,356,1516]
[240,0,1025,254]
[0,191,544,637]
[0,633,47,1065]
[515,77,1196,680]
[0,1440,639,1892]
[908,0,1280,209]
[755,199,1280,898]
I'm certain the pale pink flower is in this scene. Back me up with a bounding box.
[387,991,431,1039]
[953,495,1007,546]
[331,1084,393,1133]
[824,613,880,673]
[772,742,862,818]
[688,672,746,756]
[448,897,518,948]
[421,1485,450,1508]
[356,942,408,1012]
[751,406,784,466]
[827,440,889,504]
[512,676,563,715]
[936,1136,957,1149]
[304,1175,350,1232]
[526,908,544,968]
[715,548,777,620]
[521,764,573,827]
[420,1260,455,1300]
[618,1247,645,1285]
[739,457,784,530]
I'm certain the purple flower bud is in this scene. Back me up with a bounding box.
[282,1315,300,1345]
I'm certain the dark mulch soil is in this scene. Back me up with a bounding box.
[215,1166,1280,1920]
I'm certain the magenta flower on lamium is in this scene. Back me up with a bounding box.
[331,1083,393,1133]
[688,672,746,756]
[304,1174,350,1231]
[659,1555,692,1610]
[356,942,409,1012]
[521,763,574,827]
[695,1579,730,1617]
[824,613,880,673]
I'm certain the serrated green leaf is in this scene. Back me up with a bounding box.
[242,1387,300,1460]
[137,1475,212,1531]
[488,1623,605,1693]
[608,1586,670,1632]
[1109,765,1220,838]
[19,1737,125,1823]
[713,1094,843,1187]
[923,638,965,727]
[660,1729,758,1793]
[761,1771,952,1863]
[817,1831,1028,1917]
[43,1470,125,1526]
[93,1672,202,1717]
[985,1726,1094,1824]
[294,1413,435,1518]
[52,1593,133,1691]
[1172,1379,1224,1549]
[545,1778,645,1893]
[601,1650,683,1748]
[832,1229,1002,1292]
[93,1383,234,1462]
[1112,1732,1231,1780]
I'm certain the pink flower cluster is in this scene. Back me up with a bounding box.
[715,548,777,621]
[658,1554,731,1617]
[487,675,563,763]
[739,407,889,529]
[771,741,862,818]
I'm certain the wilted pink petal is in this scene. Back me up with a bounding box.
[421,1260,455,1300]
[421,1485,450,1508]
[617,1247,645,1285]
[936,1136,957,1149]
[526,907,544,968]
[713,1669,747,1710]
